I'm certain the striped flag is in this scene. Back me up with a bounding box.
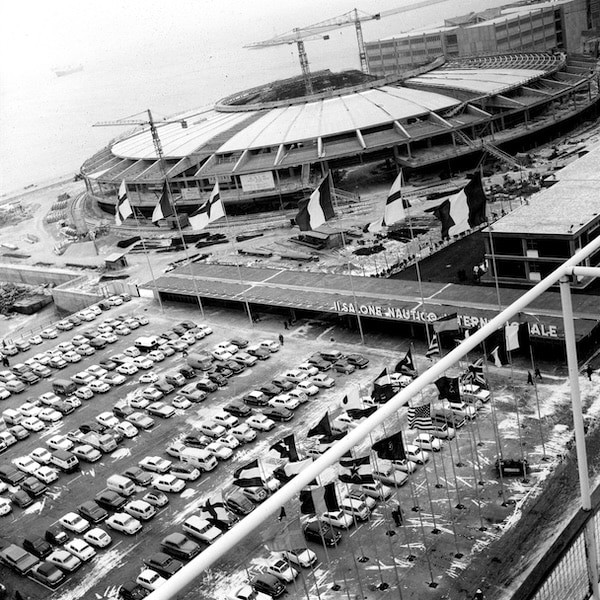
[307,412,333,438]
[433,313,459,334]
[283,457,312,478]
[233,459,263,488]
[115,180,133,225]
[407,401,435,430]
[188,182,224,230]
[425,336,439,357]
[425,172,487,239]
[270,434,299,461]
[339,455,374,484]
[299,482,339,514]
[383,170,409,226]
[395,348,415,373]
[151,181,173,225]
[295,173,335,231]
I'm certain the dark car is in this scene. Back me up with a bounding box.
[332,359,355,374]
[303,519,342,546]
[178,321,197,330]
[95,488,128,511]
[207,372,227,387]
[0,465,25,486]
[45,524,70,546]
[53,401,76,416]
[143,552,184,578]
[242,392,268,407]
[160,533,200,561]
[67,314,82,326]
[99,358,117,371]
[258,383,280,398]
[222,359,244,374]
[178,366,196,380]
[118,581,150,600]
[224,490,255,516]
[80,422,105,434]
[230,338,249,349]
[21,476,47,497]
[195,379,218,393]
[8,425,29,440]
[123,467,153,486]
[11,488,34,508]
[172,325,187,335]
[308,354,332,371]
[261,405,294,422]
[182,434,211,449]
[247,346,270,360]
[160,330,180,341]
[29,561,66,588]
[78,500,108,523]
[495,457,529,476]
[15,371,40,385]
[89,337,108,349]
[23,536,52,559]
[223,401,252,418]
[212,364,233,378]
[271,376,294,391]
[345,353,369,368]
[105,427,125,444]
[252,573,286,598]
[154,380,175,395]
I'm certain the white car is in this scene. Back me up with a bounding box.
[34,465,59,484]
[0,431,17,447]
[296,380,319,396]
[172,396,192,410]
[124,346,141,358]
[218,433,241,450]
[40,328,59,339]
[405,444,430,464]
[38,407,62,422]
[115,421,138,438]
[124,499,156,521]
[232,585,271,600]
[230,424,257,442]
[89,380,111,394]
[215,341,237,354]
[39,392,61,406]
[47,549,82,572]
[152,474,186,493]
[86,365,108,379]
[65,538,96,562]
[30,447,53,465]
[130,395,150,409]
[117,362,138,375]
[72,335,88,346]
[148,350,165,362]
[18,402,42,418]
[139,455,172,473]
[60,512,91,533]
[0,386,10,400]
[106,512,143,535]
[133,357,154,370]
[115,325,131,336]
[71,371,96,386]
[205,441,233,461]
[75,386,94,400]
[13,456,40,475]
[96,411,119,428]
[283,369,307,383]
[57,341,75,353]
[311,373,336,388]
[108,295,124,306]
[197,420,226,439]
[0,497,12,516]
[142,386,163,401]
[29,335,44,346]
[212,411,238,429]
[101,372,127,386]
[84,527,112,548]
[22,416,45,432]
[267,557,299,582]
[29,363,52,378]
[259,340,280,353]
[211,348,233,361]
[46,435,73,451]
[63,351,82,363]
[140,372,159,385]
[246,414,275,431]
[196,324,212,335]
[280,548,317,568]
[269,394,300,410]
[136,569,167,592]
[413,432,443,452]
[98,333,118,345]
[297,362,319,376]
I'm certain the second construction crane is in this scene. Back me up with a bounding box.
[245,0,451,95]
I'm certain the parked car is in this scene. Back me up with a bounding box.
[83,527,112,548]
[106,513,143,535]
[143,552,183,578]
[60,512,90,533]
[46,549,82,572]
[29,561,66,588]
[224,401,251,417]
[160,533,200,560]
[303,519,342,546]
[139,456,172,474]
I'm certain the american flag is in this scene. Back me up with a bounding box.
[425,336,439,357]
[407,403,435,430]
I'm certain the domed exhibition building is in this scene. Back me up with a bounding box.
[81,51,600,220]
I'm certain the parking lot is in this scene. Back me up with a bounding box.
[0,297,568,599]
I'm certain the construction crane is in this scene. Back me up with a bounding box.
[245,0,452,94]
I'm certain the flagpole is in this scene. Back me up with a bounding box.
[130,205,164,314]
[145,109,205,319]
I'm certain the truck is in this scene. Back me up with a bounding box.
[134,336,161,352]
[82,432,117,453]
[0,544,40,574]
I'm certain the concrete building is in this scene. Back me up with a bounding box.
[365,0,590,76]
[484,144,600,288]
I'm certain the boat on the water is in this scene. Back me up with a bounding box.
[53,64,83,77]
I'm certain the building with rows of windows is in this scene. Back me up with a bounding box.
[365,0,591,76]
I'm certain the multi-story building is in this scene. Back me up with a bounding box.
[366,0,589,76]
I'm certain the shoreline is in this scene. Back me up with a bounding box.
[0,173,78,204]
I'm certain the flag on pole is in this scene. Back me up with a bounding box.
[433,313,459,334]
[307,413,333,438]
[425,336,440,358]
[467,358,487,388]
[435,376,461,403]
[233,459,263,488]
[347,405,377,420]
[374,367,391,385]
[367,218,385,233]
[407,401,435,430]
[295,173,335,231]
[115,180,133,225]
[299,482,339,514]
[340,387,361,411]
[270,434,299,462]
[188,182,224,230]
[339,456,374,484]
[395,348,415,373]
[151,181,173,225]
[372,431,406,460]
[505,322,520,352]
[489,346,505,367]
[199,498,236,529]
[283,458,312,478]
[425,172,487,239]
[383,170,409,226]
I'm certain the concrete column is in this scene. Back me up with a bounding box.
[584,520,600,600]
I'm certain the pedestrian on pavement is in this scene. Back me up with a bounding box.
[527,371,534,385]
[3,356,9,367]
[587,364,594,381]
[534,367,542,380]
[391,506,402,526]
[278,333,284,346]
[284,321,289,330]
[182,349,188,358]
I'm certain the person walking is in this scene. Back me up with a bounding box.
[534,367,542,380]
[586,364,594,381]
[527,371,534,385]
[283,321,289,330]
[391,506,402,526]
[278,333,284,346]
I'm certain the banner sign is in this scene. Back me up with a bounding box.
[331,300,560,339]
[240,172,275,192]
